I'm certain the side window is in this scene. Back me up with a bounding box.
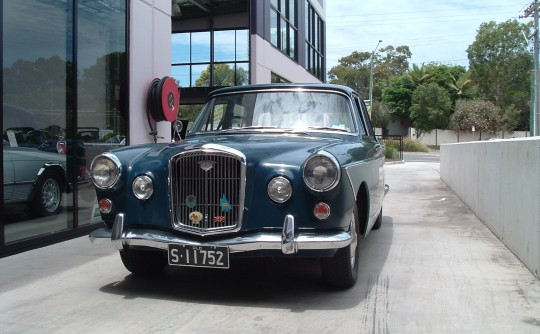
[205,103,226,131]
[354,96,375,137]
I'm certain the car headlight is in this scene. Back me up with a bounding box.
[267,176,292,203]
[303,152,341,192]
[132,175,154,200]
[90,153,122,189]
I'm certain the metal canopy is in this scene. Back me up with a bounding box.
[172,0,248,19]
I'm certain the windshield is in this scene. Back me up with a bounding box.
[189,90,357,134]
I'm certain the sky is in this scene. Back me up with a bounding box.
[325,1,531,71]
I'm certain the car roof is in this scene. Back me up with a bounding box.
[207,83,358,100]
[2,103,40,131]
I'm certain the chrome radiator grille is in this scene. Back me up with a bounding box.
[170,149,245,235]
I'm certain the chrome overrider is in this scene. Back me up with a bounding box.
[89,213,353,255]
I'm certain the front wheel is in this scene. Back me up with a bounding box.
[372,207,383,230]
[120,249,167,276]
[320,206,360,289]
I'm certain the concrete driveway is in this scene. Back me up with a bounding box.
[1,160,539,333]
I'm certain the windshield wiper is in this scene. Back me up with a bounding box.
[305,126,348,132]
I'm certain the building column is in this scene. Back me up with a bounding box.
[129,0,172,144]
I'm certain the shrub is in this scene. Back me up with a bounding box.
[403,138,429,152]
[384,145,399,160]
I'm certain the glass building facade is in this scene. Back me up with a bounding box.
[172,29,250,88]
[1,0,127,256]
[1,0,325,256]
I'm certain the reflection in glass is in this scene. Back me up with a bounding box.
[191,32,211,63]
[193,64,211,87]
[3,0,73,242]
[172,65,190,87]
[236,63,250,86]
[270,10,278,46]
[214,31,236,62]
[171,29,250,88]
[172,33,190,63]
[236,30,249,61]
[77,0,126,227]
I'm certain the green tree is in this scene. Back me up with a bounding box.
[370,101,391,133]
[409,83,452,135]
[381,75,415,121]
[195,63,248,87]
[446,71,477,99]
[500,104,522,133]
[450,99,502,137]
[179,104,204,122]
[328,51,371,97]
[467,19,532,129]
[407,63,431,86]
[328,45,411,100]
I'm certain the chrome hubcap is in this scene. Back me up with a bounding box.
[42,178,61,212]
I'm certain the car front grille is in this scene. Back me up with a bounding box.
[170,148,245,236]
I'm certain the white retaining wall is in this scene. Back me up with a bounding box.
[440,138,540,278]
[419,129,530,146]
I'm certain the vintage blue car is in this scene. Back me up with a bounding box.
[89,83,388,288]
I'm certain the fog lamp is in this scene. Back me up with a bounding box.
[133,175,154,200]
[267,176,292,203]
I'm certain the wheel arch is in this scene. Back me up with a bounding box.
[29,164,67,200]
[355,181,371,237]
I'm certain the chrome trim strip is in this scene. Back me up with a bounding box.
[88,225,352,254]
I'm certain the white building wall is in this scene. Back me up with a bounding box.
[251,35,321,84]
[129,0,172,145]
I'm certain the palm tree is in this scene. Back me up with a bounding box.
[407,63,431,87]
[447,71,475,97]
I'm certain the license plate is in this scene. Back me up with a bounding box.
[168,244,229,269]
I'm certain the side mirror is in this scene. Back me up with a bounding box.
[172,119,188,141]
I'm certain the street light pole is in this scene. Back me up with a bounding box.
[369,39,382,111]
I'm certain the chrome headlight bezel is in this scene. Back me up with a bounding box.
[90,153,122,189]
[302,151,341,192]
[267,176,293,203]
[132,174,154,200]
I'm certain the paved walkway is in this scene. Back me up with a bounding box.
[1,161,539,333]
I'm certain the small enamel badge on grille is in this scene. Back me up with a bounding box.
[198,160,215,172]
[220,194,232,212]
[213,216,226,224]
[185,195,197,209]
[189,211,203,224]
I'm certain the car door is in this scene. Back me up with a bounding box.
[354,96,385,226]
[3,146,15,203]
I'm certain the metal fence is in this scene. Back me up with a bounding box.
[376,135,404,161]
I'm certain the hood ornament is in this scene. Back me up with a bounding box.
[198,160,216,172]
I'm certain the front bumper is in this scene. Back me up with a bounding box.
[89,213,353,255]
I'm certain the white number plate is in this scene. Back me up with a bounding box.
[168,244,229,269]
